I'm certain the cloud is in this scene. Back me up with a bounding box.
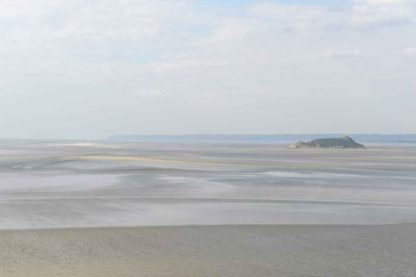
[249,2,335,31]
[403,47,416,57]
[0,0,415,138]
[319,47,363,59]
[151,59,227,73]
[351,0,415,28]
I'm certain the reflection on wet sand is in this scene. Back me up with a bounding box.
[1,141,416,229]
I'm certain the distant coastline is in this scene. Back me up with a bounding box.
[109,134,416,144]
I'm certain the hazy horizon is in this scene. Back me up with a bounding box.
[1,0,415,139]
[2,133,416,143]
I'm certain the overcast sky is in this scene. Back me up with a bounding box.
[0,0,415,139]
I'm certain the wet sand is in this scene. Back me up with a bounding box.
[1,224,416,277]
[2,142,416,229]
[1,141,416,276]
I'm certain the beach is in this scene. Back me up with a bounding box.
[2,224,416,277]
[1,141,416,276]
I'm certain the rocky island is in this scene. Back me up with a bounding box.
[288,136,366,149]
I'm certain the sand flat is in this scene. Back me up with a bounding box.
[2,142,416,229]
[1,224,416,277]
[1,141,416,276]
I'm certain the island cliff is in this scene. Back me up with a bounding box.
[288,136,366,149]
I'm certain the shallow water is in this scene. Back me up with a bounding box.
[1,140,416,229]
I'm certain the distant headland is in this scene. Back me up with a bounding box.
[288,136,366,149]
[109,134,416,144]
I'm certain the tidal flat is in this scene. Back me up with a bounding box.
[1,140,416,276]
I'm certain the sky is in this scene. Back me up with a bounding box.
[0,0,415,139]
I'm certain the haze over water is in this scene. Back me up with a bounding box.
[2,140,416,230]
